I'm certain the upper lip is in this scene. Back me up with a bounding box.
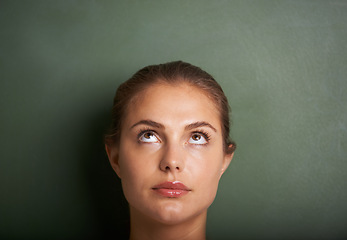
[152,181,190,191]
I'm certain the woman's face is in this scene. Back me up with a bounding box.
[107,82,233,224]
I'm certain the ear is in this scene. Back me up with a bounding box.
[220,145,235,177]
[105,143,122,179]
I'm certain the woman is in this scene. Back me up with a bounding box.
[105,61,236,240]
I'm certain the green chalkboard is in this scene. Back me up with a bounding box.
[1,1,346,239]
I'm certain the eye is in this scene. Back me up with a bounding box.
[138,131,160,143]
[188,132,209,145]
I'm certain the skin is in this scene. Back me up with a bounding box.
[106,82,234,240]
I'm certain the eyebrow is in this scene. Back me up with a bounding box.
[185,121,217,132]
[130,120,165,129]
[130,120,217,132]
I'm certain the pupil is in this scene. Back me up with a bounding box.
[145,133,152,139]
[193,134,200,141]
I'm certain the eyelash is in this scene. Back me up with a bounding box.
[137,128,211,144]
[192,130,211,143]
[137,128,159,142]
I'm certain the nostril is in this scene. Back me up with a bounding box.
[162,165,181,171]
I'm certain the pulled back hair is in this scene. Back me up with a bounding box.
[105,61,236,154]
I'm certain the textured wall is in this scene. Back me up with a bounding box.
[1,1,346,239]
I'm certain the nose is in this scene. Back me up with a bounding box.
[159,144,185,173]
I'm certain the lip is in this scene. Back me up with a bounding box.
[152,181,191,198]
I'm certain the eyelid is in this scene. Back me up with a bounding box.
[189,130,211,145]
[194,129,211,140]
[137,128,161,143]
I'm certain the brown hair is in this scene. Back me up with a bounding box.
[105,61,236,154]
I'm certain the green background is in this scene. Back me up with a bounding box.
[1,1,346,239]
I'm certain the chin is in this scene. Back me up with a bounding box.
[155,209,188,225]
[146,201,188,224]
[149,203,208,226]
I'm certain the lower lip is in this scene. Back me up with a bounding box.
[152,188,190,198]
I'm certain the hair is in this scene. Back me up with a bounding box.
[105,61,236,154]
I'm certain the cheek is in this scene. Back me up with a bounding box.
[188,148,224,195]
[190,145,224,176]
[117,144,157,200]
[198,166,222,209]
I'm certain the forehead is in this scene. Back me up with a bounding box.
[123,82,221,130]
